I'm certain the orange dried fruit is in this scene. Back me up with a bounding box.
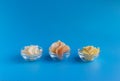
[49,40,70,58]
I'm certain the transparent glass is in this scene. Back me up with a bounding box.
[78,49,99,62]
[49,51,70,60]
[21,47,42,61]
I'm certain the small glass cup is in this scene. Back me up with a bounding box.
[21,47,43,61]
[49,51,70,60]
[78,49,99,62]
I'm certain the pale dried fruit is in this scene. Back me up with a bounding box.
[21,45,42,55]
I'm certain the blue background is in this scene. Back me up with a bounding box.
[0,0,120,81]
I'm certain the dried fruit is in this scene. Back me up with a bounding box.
[49,40,70,58]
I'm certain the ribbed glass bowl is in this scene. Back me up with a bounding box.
[78,49,99,62]
[49,51,70,60]
[21,47,43,61]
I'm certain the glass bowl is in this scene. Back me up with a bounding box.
[21,47,43,61]
[78,49,99,62]
[49,51,70,60]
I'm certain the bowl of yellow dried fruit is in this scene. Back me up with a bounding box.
[78,46,100,62]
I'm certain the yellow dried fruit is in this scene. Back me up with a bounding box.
[80,46,100,61]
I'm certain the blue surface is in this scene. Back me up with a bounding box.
[0,0,120,81]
